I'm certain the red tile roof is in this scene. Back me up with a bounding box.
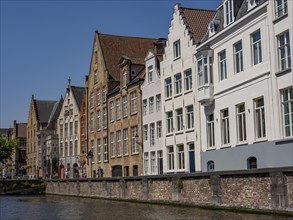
[180,7,216,43]
[97,33,157,81]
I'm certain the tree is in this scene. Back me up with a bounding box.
[0,134,19,164]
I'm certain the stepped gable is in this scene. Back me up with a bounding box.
[97,33,157,82]
[180,7,216,43]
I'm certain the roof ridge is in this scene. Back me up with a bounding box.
[96,32,158,41]
[181,7,216,13]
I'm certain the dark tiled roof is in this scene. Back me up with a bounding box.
[180,7,216,43]
[35,100,58,124]
[97,33,157,81]
[71,86,85,111]
[16,123,27,138]
[47,97,64,130]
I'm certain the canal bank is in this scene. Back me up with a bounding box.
[0,179,46,195]
[46,167,293,216]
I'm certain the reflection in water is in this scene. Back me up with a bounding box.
[0,195,291,220]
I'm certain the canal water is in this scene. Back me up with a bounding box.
[0,195,291,220]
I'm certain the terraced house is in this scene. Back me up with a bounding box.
[161,3,216,173]
[196,0,293,171]
[87,32,159,177]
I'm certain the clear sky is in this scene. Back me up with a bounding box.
[0,0,220,128]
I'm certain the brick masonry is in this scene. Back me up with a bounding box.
[46,167,293,213]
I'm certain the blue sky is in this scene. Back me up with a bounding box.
[0,0,220,128]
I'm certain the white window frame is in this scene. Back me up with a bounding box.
[254,97,266,140]
[165,78,172,98]
[234,40,243,73]
[177,145,185,170]
[219,50,227,81]
[156,121,162,138]
[186,105,194,130]
[103,107,107,129]
[131,126,138,154]
[207,114,215,148]
[176,108,183,132]
[102,86,107,103]
[110,101,114,122]
[103,137,108,162]
[236,103,247,143]
[149,96,154,114]
[123,96,127,118]
[150,151,156,174]
[173,40,181,59]
[97,110,101,131]
[224,0,234,27]
[130,92,137,114]
[143,124,148,142]
[90,112,94,132]
[97,139,101,163]
[150,123,155,146]
[116,98,121,120]
[221,108,230,146]
[275,0,288,18]
[251,30,262,65]
[278,31,291,71]
[281,87,293,137]
[116,130,121,157]
[156,94,161,112]
[110,132,115,158]
[167,146,174,171]
[143,99,147,116]
[97,89,100,106]
[123,71,127,88]
[144,153,149,175]
[123,129,129,156]
[148,65,153,83]
[166,111,173,134]
[184,69,192,91]
[90,92,94,108]
[174,73,182,95]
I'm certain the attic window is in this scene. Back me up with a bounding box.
[208,21,216,37]
[247,0,257,11]
[224,0,234,27]
[123,71,127,88]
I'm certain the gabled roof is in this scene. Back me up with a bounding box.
[179,7,216,43]
[47,97,64,130]
[34,100,58,124]
[71,86,85,111]
[97,32,157,81]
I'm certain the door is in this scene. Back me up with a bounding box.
[189,144,195,173]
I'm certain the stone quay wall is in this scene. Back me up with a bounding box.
[46,167,293,213]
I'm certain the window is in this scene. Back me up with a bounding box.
[176,108,183,131]
[236,103,247,143]
[281,87,293,137]
[90,92,94,108]
[69,121,73,136]
[167,146,174,171]
[165,78,172,98]
[65,123,68,137]
[275,0,288,18]
[74,120,78,135]
[90,112,94,132]
[103,107,107,129]
[247,157,257,169]
[221,109,230,145]
[207,160,215,172]
[234,41,243,73]
[278,31,291,71]
[219,50,227,80]
[156,94,161,112]
[110,133,115,158]
[131,126,138,154]
[254,97,266,139]
[123,71,127,87]
[198,57,209,86]
[224,0,234,26]
[95,51,98,63]
[102,86,107,102]
[157,121,162,138]
[150,123,155,146]
[173,40,181,59]
[60,124,63,138]
[74,140,78,155]
[130,92,137,114]
[97,89,100,105]
[97,139,101,163]
[184,69,192,91]
[148,65,153,83]
[149,97,154,114]
[174,73,182,95]
[143,125,148,142]
[116,98,121,120]
[177,145,185,170]
[143,99,147,116]
[116,130,121,157]
[97,110,101,130]
[110,101,114,122]
[103,137,108,162]
[94,70,98,84]
[123,96,127,117]
[186,105,194,130]
[151,151,156,174]
[252,30,262,65]
[144,153,149,175]
[207,114,215,148]
[65,142,68,156]
[166,111,173,134]
[123,129,129,155]
[60,143,63,157]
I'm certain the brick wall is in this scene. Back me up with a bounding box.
[46,167,293,213]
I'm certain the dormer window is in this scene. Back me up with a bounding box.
[173,40,181,59]
[275,0,288,18]
[247,0,257,11]
[148,65,153,83]
[208,21,216,37]
[224,0,234,27]
[123,71,127,88]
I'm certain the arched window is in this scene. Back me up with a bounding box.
[247,156,257,169]
[207,160,215,172]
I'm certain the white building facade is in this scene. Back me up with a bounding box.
[196,0,293,172]
[58,83,85,178]
[142,47,164,175]
[161,4,216,173]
